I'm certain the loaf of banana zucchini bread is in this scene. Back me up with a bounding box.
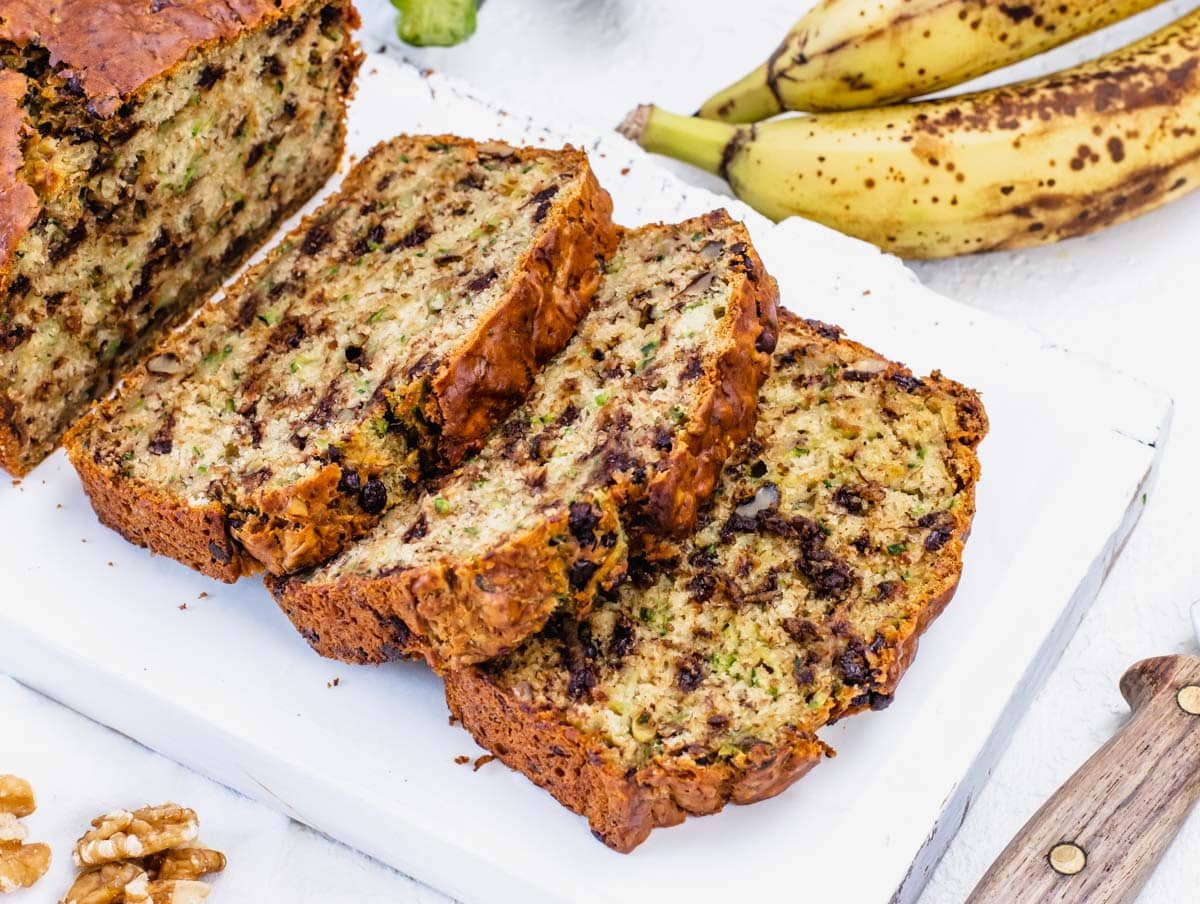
[0,0,362,474]
[272,211,779,671]
[445,312,987,852]
[67,136,617,581]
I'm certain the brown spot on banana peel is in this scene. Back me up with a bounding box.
[987,152,1197,250]
[912,56,1200,138]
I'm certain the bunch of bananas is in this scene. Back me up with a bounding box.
[620,0,1200,258]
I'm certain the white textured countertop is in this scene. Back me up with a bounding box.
[6,2,1200,902]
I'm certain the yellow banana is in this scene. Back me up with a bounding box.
[622,8,1200,259]
[698,0,1169,122]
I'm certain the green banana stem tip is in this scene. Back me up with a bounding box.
[617,104,738,177]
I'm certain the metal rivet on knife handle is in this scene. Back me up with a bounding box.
[1047,841,1087,876]
[1177,685,1200,715]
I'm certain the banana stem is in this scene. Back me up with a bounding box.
[617,105,739,176]
[697,63,782,123]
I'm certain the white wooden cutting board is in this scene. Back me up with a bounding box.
[0,55,1171,904]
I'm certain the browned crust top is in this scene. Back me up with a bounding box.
[0,0,320,116]
[430,147,617,466]
[0,68,34,297]
[0,0,361,301]
[637,212,778,539]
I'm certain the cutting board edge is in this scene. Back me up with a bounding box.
[892,404,1168,903]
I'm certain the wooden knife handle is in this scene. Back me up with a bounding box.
[967,655,1200,904]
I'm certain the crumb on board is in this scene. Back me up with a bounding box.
[198,592,209,600]
[178,603,188,611]
[454,755,470,766]
[326,678,341,688]
[447,714,459,726]
[620,167,630,176]
[473,755,496,772]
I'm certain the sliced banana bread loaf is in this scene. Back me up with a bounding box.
[272,211,780,671]
[67,136,617,581]
[0,0,362,474]
[445,312,988,852]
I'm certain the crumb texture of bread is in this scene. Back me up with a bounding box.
[444,312,988,851]
[273,211,780,671]
[0,0,362,474]
[67,136,617,580]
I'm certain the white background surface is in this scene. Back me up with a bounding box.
[3,2,1198,902]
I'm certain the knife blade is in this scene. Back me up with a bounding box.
[965,601,1200,903]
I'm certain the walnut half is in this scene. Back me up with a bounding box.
[124,875,210,904]
[0,841,51,894]
[74,806,199,867]
[62,862,147,904]
[64,804,223,903]
[0,776,50,894]
[144,847,226,882]
[0,776,35,819]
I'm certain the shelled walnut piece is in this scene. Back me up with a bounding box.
[73,805,199,866]
[65,865,212,904]
[64,804,224,903]
[0,775,51,894]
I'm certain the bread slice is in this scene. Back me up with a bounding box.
[0,0,362,474]
[444,312,988,852]
[67,136,617,581]
[272,212,780,671]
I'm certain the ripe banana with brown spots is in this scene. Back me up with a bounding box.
[698,0,1169,122]
[622,8,1200,259]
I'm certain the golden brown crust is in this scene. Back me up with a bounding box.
[444,668,831,852]
[274,494,629,669]
[66,138,615,580]
[0,0,324,117]
[70,437,253,581]
[0,69,34,297]
[0,0,361,282]
[0,70,31,474]
[62,77,360,572]
[638,215,778,538]
[429,153,617,467]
